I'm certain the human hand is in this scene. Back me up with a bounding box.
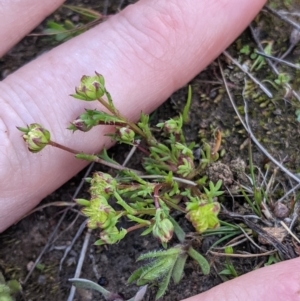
[4,1,300,301]
[0,0,265,231]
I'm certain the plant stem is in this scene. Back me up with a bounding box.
[153,184,162,209]
[49,140,144,174]
[138,175,197,186]
[127,223,148,233]
[49,140,79,154]
[134,142,150,155]
[163,198,186,213]
[97,96,147,139]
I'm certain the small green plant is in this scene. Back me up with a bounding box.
[0,272,21,301]
[18,73,225,298]
[264,254,280,266]
[128,245,210,299]
[219,246,238,279]
[42,5,102,42]
[250,41,273,71]
[240,44,251,55]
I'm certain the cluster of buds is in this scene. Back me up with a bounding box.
[77,196,126,245]
[89,172,117,198]
[186,201,220,233]
[152,208,174,243]
[71,72,106,101]
[77,172,128,244]
[77,196,117,229]
[17,123,51,153]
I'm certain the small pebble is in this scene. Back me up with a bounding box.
[273,201,289,219]
[27,261,34,271]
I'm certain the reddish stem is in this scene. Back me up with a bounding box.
[126,223,147,233]
[153,184,162,209]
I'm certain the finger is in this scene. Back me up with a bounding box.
[0,0,64,56]
[183,257,300,301]
[0,0,266,231]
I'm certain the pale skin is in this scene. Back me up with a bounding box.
[1,0,300,300]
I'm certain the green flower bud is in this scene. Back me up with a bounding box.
[17,123,51,153]
[71,72,105,101]
[186,202,220,233]
[99,227,127,245]
[117,127,135,143]
[81,196,116,229]
[68,118,92,132]
[152,209,174,243]
[89,172,117,198]
[157,118,182,135]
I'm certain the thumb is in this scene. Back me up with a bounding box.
[183,257,300,301]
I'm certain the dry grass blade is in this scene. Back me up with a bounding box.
[67,229,92,301]
[280,221,300,244]
[277,182,300,202]
[255,50,300,70]
[22,201,75,219]
[222,210,293,259]
[236,224,267,252]
[223,50,273,98]
[59,220,87,271]
[209,250,275,258]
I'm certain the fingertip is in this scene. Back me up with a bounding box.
[0,0,65,56]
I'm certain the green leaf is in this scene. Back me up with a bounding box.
[137,248,181,261]
[155,268,173,300]
[219,269,234,276]
[128,266,145,284]
[140,226,153,236]
[138,113,152,139]
[98,149,119,165]
[94,239,105,246]
[169,217,186,243]
[187,247,210,275]
[75,198,91,206]
[172,254,188,284]
[240,45,251,55]
[182,85,192,124]
[69,278,113,299]
[139,258,171,281]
